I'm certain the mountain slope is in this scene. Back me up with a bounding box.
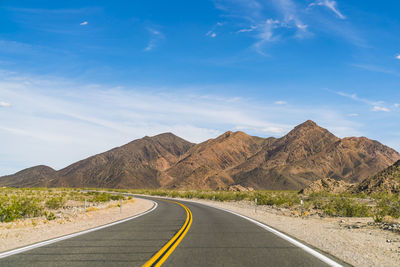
[165,131,273,189]
[350,160,400,194]
[54,133,194,188]
[230,121,400,190]
[0,165,58,187]
[1,133,194,189]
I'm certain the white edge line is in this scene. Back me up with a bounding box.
[0,199,158,259]
[141,195,343,267]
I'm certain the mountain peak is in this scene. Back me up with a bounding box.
[284,120,335,141]
[296,120,318,129]
[152,132,177,138]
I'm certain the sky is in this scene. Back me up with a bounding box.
[1,0,400,175]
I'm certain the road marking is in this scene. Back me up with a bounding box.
[143,201,192,267]
[172,198,343,267]
[0,199,158,259]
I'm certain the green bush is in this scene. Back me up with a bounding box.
[322,197,371,217]
[45,197,66,209]
[89,192,124,202]
[0,197,44,222]
[45,211,56,221]
[374,196,400,219]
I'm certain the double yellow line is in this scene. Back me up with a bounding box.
[143,201,192,267]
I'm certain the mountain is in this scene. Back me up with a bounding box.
[229,121,400,190]
[1,133,194,189]
[1,121,399,190]
[0,165,58,187]
[165,131,273,189]
[350,160,400,195]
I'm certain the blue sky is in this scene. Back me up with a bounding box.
[1,0,400,175]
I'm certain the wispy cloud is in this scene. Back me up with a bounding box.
[206,22,224,38]
[352,63,400,77]
[334,91,391,112]
[213,0,359,55]
[372,106,390,112]
[0,101,11,107]
[144,28,164,52]
[394,104,400,108]
[396,54,400,60]
[347,113,359,117]
[237,25,257,33]
[80,21,88,26]
[309,0,346,19]
[275,100,287,105]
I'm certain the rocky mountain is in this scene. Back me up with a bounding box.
[0,165,58,187]
[350,160,400,195]
[299,177,352,195]
[1,121,399,190]
[1,133,194,189]
[229,121,400,190]
[165,131,272,189]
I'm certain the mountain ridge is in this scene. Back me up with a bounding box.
[1,120,399,190]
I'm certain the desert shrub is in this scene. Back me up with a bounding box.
[89,192,124,202]
[0,197,44,222]
[45,211,56,220]
[45,197,66,209]
[373,195,400,220]
[322,197,371,217]
[254,192,300,207]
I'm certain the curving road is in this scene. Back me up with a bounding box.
[0,196,346,266]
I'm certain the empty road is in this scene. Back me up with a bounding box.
[0,196,345,266]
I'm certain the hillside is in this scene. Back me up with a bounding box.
[165,131,273,189]
[350,160,400,194]
[229,121,400,190]
[1,133,194,189]
[0,165,57,187]
[1,121,399,190]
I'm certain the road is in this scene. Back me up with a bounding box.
[0,197,345,266]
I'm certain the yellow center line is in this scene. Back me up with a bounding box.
[142,201,193,267]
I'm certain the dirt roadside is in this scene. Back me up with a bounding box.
[0,197,154,253]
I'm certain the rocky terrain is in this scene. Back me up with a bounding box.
[299,177,352,195]
[350,160,400,195]
[1,120,399,190]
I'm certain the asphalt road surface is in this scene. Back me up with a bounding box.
[0,196,345,266]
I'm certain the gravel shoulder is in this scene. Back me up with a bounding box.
[0,197,154,253]
[174,198,400,267]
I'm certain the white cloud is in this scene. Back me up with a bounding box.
[347,113,359,117]
[333,90,393,113]
[80,21,88,26]
[309,0,346,19]
[372,106,390,112]
[394,104,400,108]
[296,23,308,30]
[206,31,217,38]
[215,0,310,55]
[275,100,287,105]
[0,101,11,107]
[237,25,257,33]
[335,91,385,106]
[144,28,164,52]
[396,54,400,60]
